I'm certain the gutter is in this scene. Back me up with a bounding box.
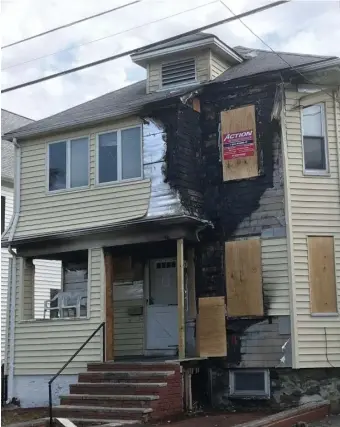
[5,137,21,402]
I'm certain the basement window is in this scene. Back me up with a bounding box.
[229,369,270,398]
[161,58,196,88]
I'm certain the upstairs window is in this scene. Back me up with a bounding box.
[161,58,196,88]
[48,137,89,191]
[97,126,142,184]
[302,104,328,173]
[1,196,5,234]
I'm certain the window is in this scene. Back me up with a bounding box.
[302,104,327,173]
[97,126,142,184]
[308,236,337,315]
[1,196,5,234]
[48,137,89,191]
[161,58,196,88]
[229,370,270,398]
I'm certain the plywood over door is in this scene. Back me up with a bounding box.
[220,105,258,181]
[225,238,264,316]
[197,297,227,357]
[308,236,337,314]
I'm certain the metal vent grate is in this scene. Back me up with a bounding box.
[161,58,196,87]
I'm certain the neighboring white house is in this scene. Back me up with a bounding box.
[1,109,62,363]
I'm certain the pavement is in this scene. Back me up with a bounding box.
[310,415,340,427]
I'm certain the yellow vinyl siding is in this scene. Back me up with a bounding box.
[210,51,229,80]
[114,300,144,357]
[285,88,340,368]
[13,248,104,375]
[262,238,290,316]
[15,118,151,239]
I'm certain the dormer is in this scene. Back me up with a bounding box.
[131,32,243,94]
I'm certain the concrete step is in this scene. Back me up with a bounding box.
[61,394,159,408]
[87,362,178,372]
[70,382,167,396]
[54,405,153,421]
[79,370,175,383]
[65,419,139,427]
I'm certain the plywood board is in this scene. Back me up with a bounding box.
[225,239,264,317]
[308,236,337,314]
[177,239,185,359]
[197,297,227,357]
[220,105,258,181]
[105,254,114,360]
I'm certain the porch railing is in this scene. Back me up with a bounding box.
[48,321,105,427]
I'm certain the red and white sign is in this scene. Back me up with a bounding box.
[223,129,255,160]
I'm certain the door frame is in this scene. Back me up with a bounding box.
[143,257,178,357]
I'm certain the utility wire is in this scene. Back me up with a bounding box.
[219,0,338,102]
[2,0,218,71]
[2,0,142,49]
[1,0,289,94]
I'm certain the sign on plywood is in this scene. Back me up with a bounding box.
[220,105,258,181]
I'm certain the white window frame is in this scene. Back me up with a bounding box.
[229,369,270,399]
[301,103,329,176]
[160,57,197,90]
[46,136,90,193]
[95,124,143,186]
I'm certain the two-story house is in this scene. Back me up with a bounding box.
[1,110,62,404]
[2,32,340,423]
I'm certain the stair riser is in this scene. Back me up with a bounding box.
[61,397,157,408]
[70,385,164,395]
[79,374,170,383]
[87,363,177,372]
[53,408,148,421]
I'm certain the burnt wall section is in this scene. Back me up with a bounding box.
[150,104,204,218]
[196,82,285,298]
[210,367,340,412]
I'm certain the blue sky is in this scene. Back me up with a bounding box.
[1,0,339,120]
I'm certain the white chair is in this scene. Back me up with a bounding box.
[60,290,87,318]
[43,292,62,319]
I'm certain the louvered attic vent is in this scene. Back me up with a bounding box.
[161,58,196,87]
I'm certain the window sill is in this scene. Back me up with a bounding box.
[303,170,331,177]
[94,177,149,189]
[46,185,90,196]
[19,316,90,324]
[310,313,339,317]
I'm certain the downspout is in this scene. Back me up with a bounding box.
[6,137,21,402]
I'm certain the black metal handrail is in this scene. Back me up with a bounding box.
[48,321,105,427]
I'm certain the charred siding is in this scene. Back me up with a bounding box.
[151,104,204,217]
[196,82,284,298]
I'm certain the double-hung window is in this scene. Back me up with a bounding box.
[302,104,328,173]
[97,126,142,184]
[48,137,89,191]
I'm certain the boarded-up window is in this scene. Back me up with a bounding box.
[225,239,264,316]
[220,105,258,181]
[197,297,227,357]
[308,236,337,314]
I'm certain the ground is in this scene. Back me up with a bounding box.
[310,415,340,427]
[1,408,48,426]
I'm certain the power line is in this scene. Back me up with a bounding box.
[1,0,289,94]
[2,0,218,71]
[1,0,142,49]
[219,0,338,102]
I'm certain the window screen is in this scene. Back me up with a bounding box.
[49,141,67,191]
[98,132,118,183]
[302,104,327,171]
[70,137,89,188]
[121,127,142,180]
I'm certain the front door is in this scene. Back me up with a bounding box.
[146,258,178,353]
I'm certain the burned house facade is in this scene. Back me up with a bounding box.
[2,32,340,419]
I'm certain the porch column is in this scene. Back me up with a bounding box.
[104,253,114,361]
[177,239,185,359]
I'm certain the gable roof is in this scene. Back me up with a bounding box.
[4,44,338,142]
[1,109,34,181]
[216,46,335,82]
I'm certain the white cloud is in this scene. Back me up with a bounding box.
[1,0,339,120]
